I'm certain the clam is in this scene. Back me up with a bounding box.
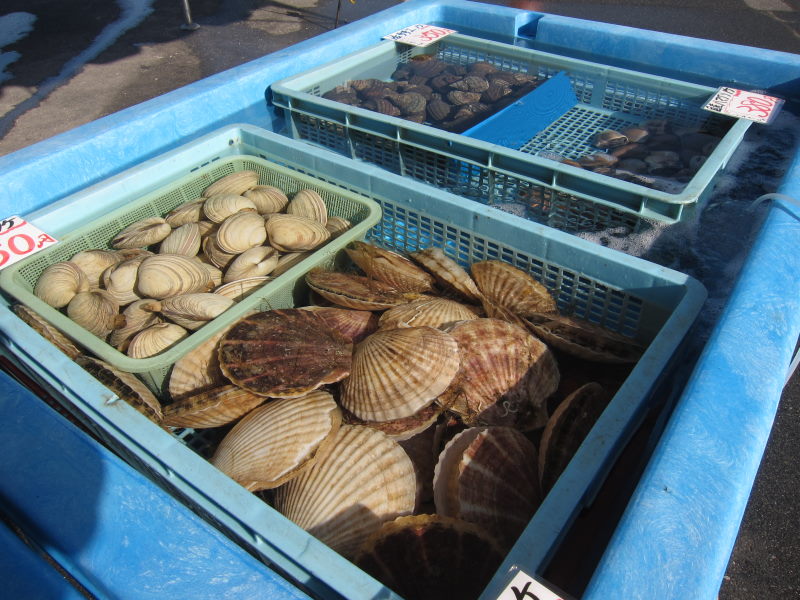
[210,391,341,490]
[111,217,171,249]
[34,261,90,308]
[202,194,258,223]
[471,259,557,317]
[136,254,214,299]
[214,276,271,301]
[70,249,122,289]
[433,426,541,550]
[271,251,312,277]
[12,304,82,358]
[66,289,122,340]
[162,384,266,429]
[339,326,460,422]
[305,269,413,311]
[164,199,205,227]
[378,297,479,331]
[286,189,328,225]
[409,247,482,303]
[244,185,289,214]
[300,306,380,343]
[108,298,163,351]
[592,129,628,149]
[355,514,504,600]
[142,292,234,330]
[223,246,279,283]
[75,356,163,423]
[198,260,223,288]
[218,309,352,398]
[439,318,559,430]
[159,222,201,256]
[272,424,417,560]
[215,211,267,255]
[266,214,330,252]
[168,325,236,400]
[325,216,352,239]
[346,241,435,293]
[126,322,189,358]
[102,255,147,306]
[201,170,260,198]
[201,233,239,270]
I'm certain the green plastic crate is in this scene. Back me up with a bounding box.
[0,155,380,394]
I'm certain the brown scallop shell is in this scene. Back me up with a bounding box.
[162,384,266,429]
[299,306,380,343]
[377,297,479,331]
[13,304,82,358]
[342,402,444,442]
[210,391,341,491]
[272,424,416,560]
[471,259,557,317]
[433,426,541,550]
[339,326,460,422]
[218,309,353,398]
[168,324,237,401]
[409,247,482,303]
[305,269,412,311]
[345,241,434,293]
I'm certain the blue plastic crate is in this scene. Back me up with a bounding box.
[271,32,752,232]
[0,124,706,599]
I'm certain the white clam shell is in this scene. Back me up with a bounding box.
[266,214,330,252]
[70,249,122,289]
[164,199,205,227]
[144,292,234,330]
[102,255,147,306]
[201,170,260,198]
[126,322,189,358]
[202,194,257,223]
[159,222,201,256]
[223,246,278,283]
[66,289,120,340]
[108,298,162,351]
[243,185,289,214]
[34,261,90,308]
[215,211,267,254]
[112,217,172,249]
[136,254,214,299]
[286,189,328,225]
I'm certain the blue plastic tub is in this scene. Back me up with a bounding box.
[0,1,799,598]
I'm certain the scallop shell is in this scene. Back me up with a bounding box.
[168,325,235,400]
[340,326,460,422]
[300,306,380,343]
[214,276,271,301]
[447,90,481,105]
[34,261,90,308]
[126,322,189,358]
[159,222,201,256]
[471,259,557,317]
[433,426,541,550]
[409,247,482,303]
[450,76,489,93]
[108,298,163,351]
[210,391,341,491]
[539,382,610,494]
[378,297,479,331]
[112,217,171,249]
[164,199,205,227]
[426,98,452,122]
[136,254,214,299]
[439,318,559,430]
[201,170,259,198]
[392,92,427,115]
[215,211,267,255]
[305,269,411,311]
[67,289,121,340]
[70,249,122,289]
[345,241,434,293]
[243,185,289,214]
[266,214,330,252]
[592,129,629,149]
[162,384,266,429]
[343,403,443,442]
[354,514,504,600]
[409,56,447,78]
[102,255,147,306]
[202,194,258,223]
[272,424,417,559]
[75,355,162,423]
[218,309,353,398]
[12,304,82,358]
[223,246,278,283]
[143,293,234,330]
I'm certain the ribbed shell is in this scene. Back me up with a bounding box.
[439,318,559,429]
[112,217,172,249]
[300,306,380,343]
[165,199,205,227]
[433,426,541,550]
[340,326,460,422]
[168,326,233,400]
[136,254,213,299]
[305,270,410,311]
[272,424,416,559]
[286,189,328,225]
[266,214,330,252]
[13,304,82,358]
[202,194,258,223]
[145,293,233,330]
[34,261,90,308]
[471,260,557,317]
[378,297,479,330]
[218,309,353,398]
[216,211,267,254]
[76,356,163,423]
[409,247,482,302]
[108,298,162,351]
[159,222,201,256]
[345,241,434,293]
[66,290,120,340]
[211,391,341,491]
[162,384,266,429]
[243,185,289,214]
[201,170,260,198]
[127,322,189,358]
[223,246,278,283]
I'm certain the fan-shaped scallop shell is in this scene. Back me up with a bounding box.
[305,269,411,311]
[355,514,504,600]
[439,318,559,429]
[75,355,162,423]
[266,214,330,252]
[471,260,557,317]
[70,249,122,289]
[447,90,481,105]
[340,326,460,422]
[34,261,90,308]
[409,247,482,302]
[426,98,452,122]
[223,246,278,283]
[159,222,201,256]
[215,211,267,254]
[102,255,148,306]
[343,403,443,443]
[127,322,189,358]
[272,424,417,559]
[345,242,434,293]
[210,391,341,490]
[202,170,259,198]
[202,194,258,223]
[162,384,266,429]
[409,56,447,78]
[392,92,426,115]
[13,304,82,358]
[243,185,289,214]
[214,276,271,301]
[111,217,171,249]
[218,309,353,398]
[136,254,214,299]
[433,426,541,550]
[300,306,380,343]
[67,289,121,340]
[144,293,234,330]
[108,298,162,351]
[378,297,479,331]
[165,199,205,227]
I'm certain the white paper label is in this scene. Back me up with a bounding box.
[497,570,566,600]
[0,216,58,270]
[382,24,456,47]
[703,86,784,124]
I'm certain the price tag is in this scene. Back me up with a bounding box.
[382,24,456,47]
[0,216,58,270]
[703,86,784,124]
[497,570,568,600]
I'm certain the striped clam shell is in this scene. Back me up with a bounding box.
[265,214,330,252]
[243,185,289,214]
[165,199,205,227]
[286,189,328,225]
[126,322,189,358]
[34,261,90,308]
[201,170,259,198]
[159,222,201,257]
[112,217,171,249]
[202,194,258,223]
[215,211,267,254]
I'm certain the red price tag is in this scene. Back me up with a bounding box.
[0,216,58,270]
[383,24,456,47]
[703,87,784,124]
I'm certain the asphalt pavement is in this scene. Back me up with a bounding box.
[1,1,799,598]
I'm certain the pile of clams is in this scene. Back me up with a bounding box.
[27,170,352,360]
[321,55,542,133]
[19,239,644,599]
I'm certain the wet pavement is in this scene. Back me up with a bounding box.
[1,1,799,598]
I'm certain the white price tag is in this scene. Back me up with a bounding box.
[0,216,58,270]
[382,24,456,47]
[497,570,566,600]
[703,86,784,124]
